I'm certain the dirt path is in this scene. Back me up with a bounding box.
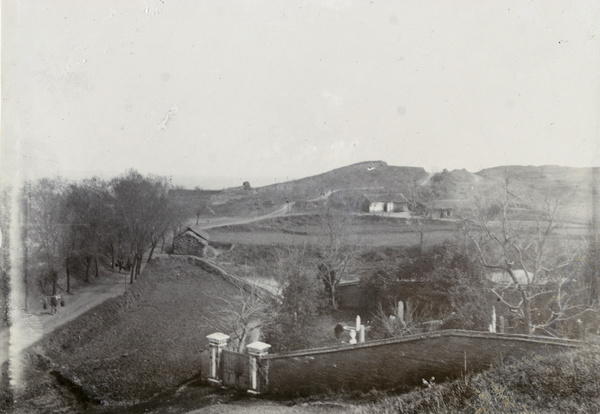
[2,256,150,368]
[193,203,294,229]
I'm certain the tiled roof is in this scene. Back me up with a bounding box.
[181,225,210,241]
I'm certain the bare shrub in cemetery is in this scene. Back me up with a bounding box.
[360,244,488,337]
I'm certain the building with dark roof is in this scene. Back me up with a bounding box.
[173,225,211,257]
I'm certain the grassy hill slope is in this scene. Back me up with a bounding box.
[14,258,242,413]
[256,161,428,202]
[176,162,598,223]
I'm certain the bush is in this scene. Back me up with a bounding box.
[363,345,600,413]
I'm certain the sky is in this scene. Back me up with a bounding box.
[2,0,600,189]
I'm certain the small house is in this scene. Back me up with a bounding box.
[426,199,463,219]
[173,225,210,257]
[436,208,453,218]
[361,194,410,213]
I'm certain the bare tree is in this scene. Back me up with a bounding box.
[63,178,114,285]
[205,282,277,352]
[462,174,595,336]
[26,178,69,296]
[110,170,173,283]
[316,208,360,310]
[412,217,426,253]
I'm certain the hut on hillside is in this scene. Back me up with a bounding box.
[173,226,210,257]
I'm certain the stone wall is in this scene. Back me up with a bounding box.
[260,330,581,397]
[173,233,207,257]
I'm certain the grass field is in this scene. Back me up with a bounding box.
[209,214,460,248]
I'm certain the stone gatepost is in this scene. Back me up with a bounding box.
[247,341,271,394]
[206,332,229,384]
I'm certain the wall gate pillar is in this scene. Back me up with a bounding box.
[206,332,229,384]
[246,341,271,394]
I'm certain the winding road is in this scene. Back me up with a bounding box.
[191,203,294,229]
[1,259,149,372]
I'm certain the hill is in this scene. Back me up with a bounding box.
[478,165,598,223]
[177,162,598,224]
[256,161,428,202]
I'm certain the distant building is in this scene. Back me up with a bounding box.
[435,207,453,218]
[425,199,464,219]
[361,194,410,213]
[173,225,210,257]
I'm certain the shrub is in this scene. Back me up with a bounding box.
[363,345,600,413]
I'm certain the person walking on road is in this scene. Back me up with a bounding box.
[50,295,60,315]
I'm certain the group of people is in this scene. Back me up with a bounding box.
[44,295,63,315]
[115,257,133,272]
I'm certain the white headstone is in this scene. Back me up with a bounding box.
[397,300,404,322]
[356,315,361,332]
[349,329,357,344]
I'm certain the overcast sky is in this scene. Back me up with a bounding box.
[2,0,599,189]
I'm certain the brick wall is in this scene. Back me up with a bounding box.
[261,330,581,397]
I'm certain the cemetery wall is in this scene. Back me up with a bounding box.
[261,330,581,397]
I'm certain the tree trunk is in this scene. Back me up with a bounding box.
[135,253,142,278]
[160,235,165,254]
[238,331,247,353]
[129,255,136,284]
[85,257,92,282]
[330,284,338,310]
[94,256,99,277]
[52,271,58,295]
[110,243,115,270]
[523,294,532,335]
[65,258,71,294]
[148,240,158,263]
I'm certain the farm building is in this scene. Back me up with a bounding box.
[173,225,210,257]
[361,193,410,213]
[425,199,467,219]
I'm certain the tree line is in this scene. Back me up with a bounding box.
[19,170,187,309]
